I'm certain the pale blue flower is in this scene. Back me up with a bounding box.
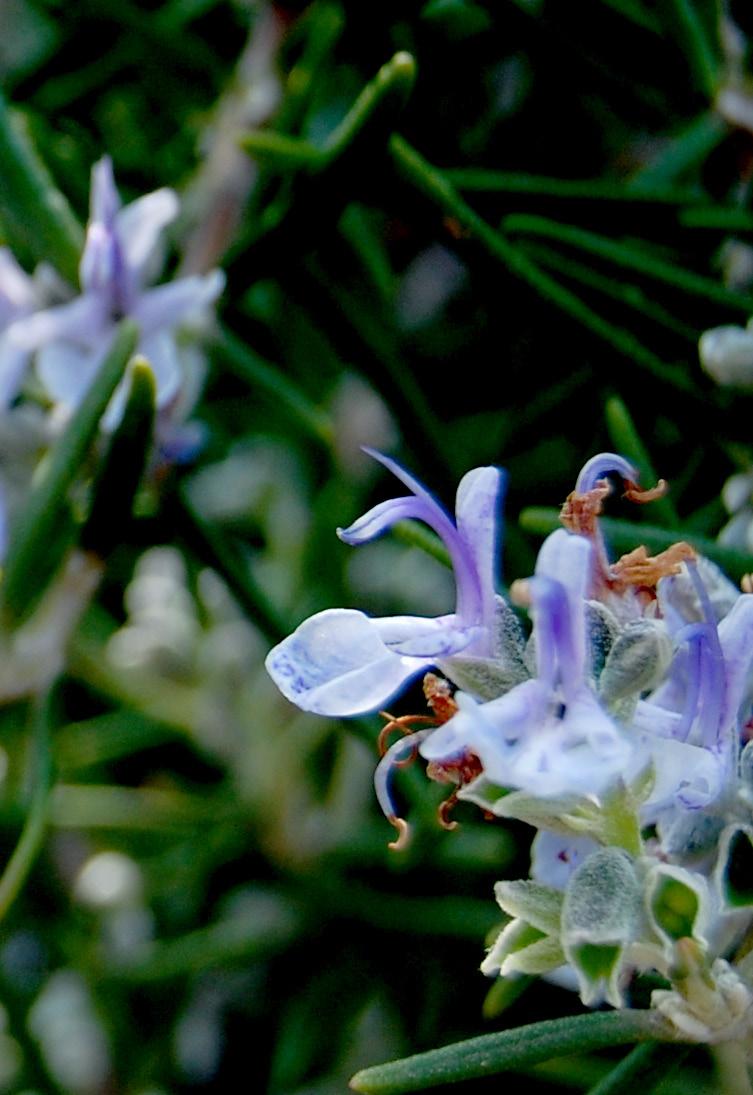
[416,528,726,817]
[417,529,638,799]
[2,157,224,426]
[265,449,505,716]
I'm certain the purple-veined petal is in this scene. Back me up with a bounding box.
[685,561,725,750]
[264,608,431,716]
[455,465,505,631]
[373,614,481,658]
[132,272,224,336]
[116,188,179,280]
[642,735,722,812]
[531,530,591,695]
[575,452,638,493]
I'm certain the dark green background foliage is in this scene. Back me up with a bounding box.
[0,0,747,1091]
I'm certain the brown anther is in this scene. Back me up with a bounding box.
[437,792,459,831]
[509,578,532,608]
[388,815,410,852]
[560,480,612,537]
[624,478,669,504]
[742,574,753,595]
[423,673,458,724]
[377,712,434,757]
[611,541,696,591]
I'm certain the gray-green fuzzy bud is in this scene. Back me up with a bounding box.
[599,619,672,704]
[562,848,641,1007]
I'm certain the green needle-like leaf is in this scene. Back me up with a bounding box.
[82,358,156,558]
[0,685,56,926]
[503,214,753,315]
[656,0,718,100]
[389,137,696,394]
[216,328,335,447]
[0,93,83,284]
[586,1041,690,1095]
[0,320,138,624]
[320,51,416,165]
[350,1010,678,1093]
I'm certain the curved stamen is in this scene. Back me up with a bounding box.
[377,712,434,757]
[624,479,668,504]
[437,793,459,831]
[388,817,410,852]
[357,448,485,627]
[575,453,638,493]
[373,729,433,850]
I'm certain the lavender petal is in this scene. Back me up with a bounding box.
[264,607,430,716]
[132,272,224,336]
[117,188,180,280]
[454,465,505,629]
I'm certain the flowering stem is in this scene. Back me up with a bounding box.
[0,686,55,926]
[712,1042,753,1095]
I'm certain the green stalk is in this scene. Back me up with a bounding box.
[0,687,55,925]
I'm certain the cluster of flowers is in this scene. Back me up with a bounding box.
[0,156,223,481]
[267,449,753,1039]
